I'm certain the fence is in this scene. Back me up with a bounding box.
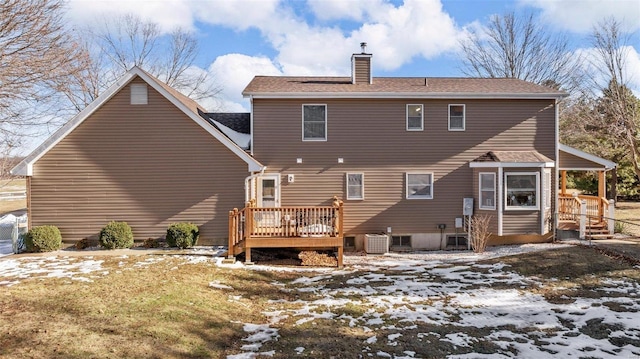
[0,214,28,254]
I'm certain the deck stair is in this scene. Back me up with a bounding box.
[585,220,613,240]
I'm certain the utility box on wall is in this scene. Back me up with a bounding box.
[463,198,474,216]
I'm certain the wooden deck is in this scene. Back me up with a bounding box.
[228,197,344,267]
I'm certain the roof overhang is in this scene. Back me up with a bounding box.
[12,67,264,176]
[470,161,555,168]
[558,144,616,171]
[243,92,566,100]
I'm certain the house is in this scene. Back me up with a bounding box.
[11,67,263,244]
[13,47,615,262]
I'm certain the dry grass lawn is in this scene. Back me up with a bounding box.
[1,246,639,358]
[616,201,640,237]
[0,178,26,215]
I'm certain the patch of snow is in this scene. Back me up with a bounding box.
[210,119,251,149]
[209,280,233,290]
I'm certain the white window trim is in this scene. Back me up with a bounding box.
[544,168,552,210]
[448,104,465,131]
[479,172,496,210]
[505,172,540,211]
[130,83,148,105]
[406,104,423,131]
[346,173,364,200]
[302,104,327,141]
[406,172,434,199]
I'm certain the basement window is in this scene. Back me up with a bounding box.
[130,84,148,105]
[391,235,411,248]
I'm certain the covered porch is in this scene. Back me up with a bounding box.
[228,197,345,267]
[557,145,617,239]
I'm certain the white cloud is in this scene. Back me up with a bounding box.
[307,0,389,21]
[66,0,196,33]
[574,45,640,96]
[207,54,283,112]
[520,0,640,33]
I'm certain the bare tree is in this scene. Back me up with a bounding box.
[0,0,85,179]
[586,18,640,181]
[460,12,582,93]
[66,14,220,109]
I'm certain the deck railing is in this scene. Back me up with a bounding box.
[558,193,609,223]
[228,197,344,254]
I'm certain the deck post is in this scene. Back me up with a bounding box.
[561,170,567,196]
[245,246,252,264]
[228,209,237,259]
[579,200,587,240]
[608,199,615,234]
[598,171,606,220]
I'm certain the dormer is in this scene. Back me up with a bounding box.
[351,42,372,85]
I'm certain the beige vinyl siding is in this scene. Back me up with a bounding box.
[30,77,248,244]
[253,98,556,235]
[559,150,603,169]
[353,57,371,84]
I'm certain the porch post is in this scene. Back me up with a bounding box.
[598,170,606,220]
[608,199,615,234]
[560,170,567,195]
[579,200,587,240]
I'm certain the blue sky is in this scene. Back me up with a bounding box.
[60,0,639,112]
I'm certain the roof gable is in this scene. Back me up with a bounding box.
[12,67,263,175]
[559,144,616,170]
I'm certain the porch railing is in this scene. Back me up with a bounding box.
[558,193,615,238]
[228,197,344,253]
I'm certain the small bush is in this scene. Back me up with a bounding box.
[25,225,62,252]
[99,221,134,249]
[166,223,199,248]
[614,221,626,234]
[469,214,492,253]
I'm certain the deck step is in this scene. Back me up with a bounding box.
[586,234,614,240]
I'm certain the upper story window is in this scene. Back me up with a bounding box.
[505,172,539,210]
[346,173,364,200]
[130,84,148,105]
[406,104,423,131]
[406,173,433,199]
[479,172,496,210]
[302,104,327,141]
[448,104,465,131]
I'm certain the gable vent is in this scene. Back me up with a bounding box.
[130,83,148,105]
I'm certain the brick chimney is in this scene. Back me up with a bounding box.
[351,42,372,84]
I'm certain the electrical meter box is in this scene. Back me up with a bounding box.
[463,198,474,216]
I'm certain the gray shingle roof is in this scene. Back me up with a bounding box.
[243,76,566,98]
[200,112,251,134]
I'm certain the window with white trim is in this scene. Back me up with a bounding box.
[302,104,327,141]
[544,169,552,209]
[479,172,496,210]
[448,104,465,131]
[130,84,148,105]
[406,104,423,131]
[406,173,433,199]
[505,172,539,210]
[346,173,364,200]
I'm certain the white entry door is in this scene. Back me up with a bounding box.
[257,174,280,208]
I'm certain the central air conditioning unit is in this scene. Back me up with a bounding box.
[365,234,389,254]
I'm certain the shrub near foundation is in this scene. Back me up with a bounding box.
[24,225,62,252]
[99,221,134,249]
[166,223,199,248]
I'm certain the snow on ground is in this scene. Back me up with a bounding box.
[1,243,639,358]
